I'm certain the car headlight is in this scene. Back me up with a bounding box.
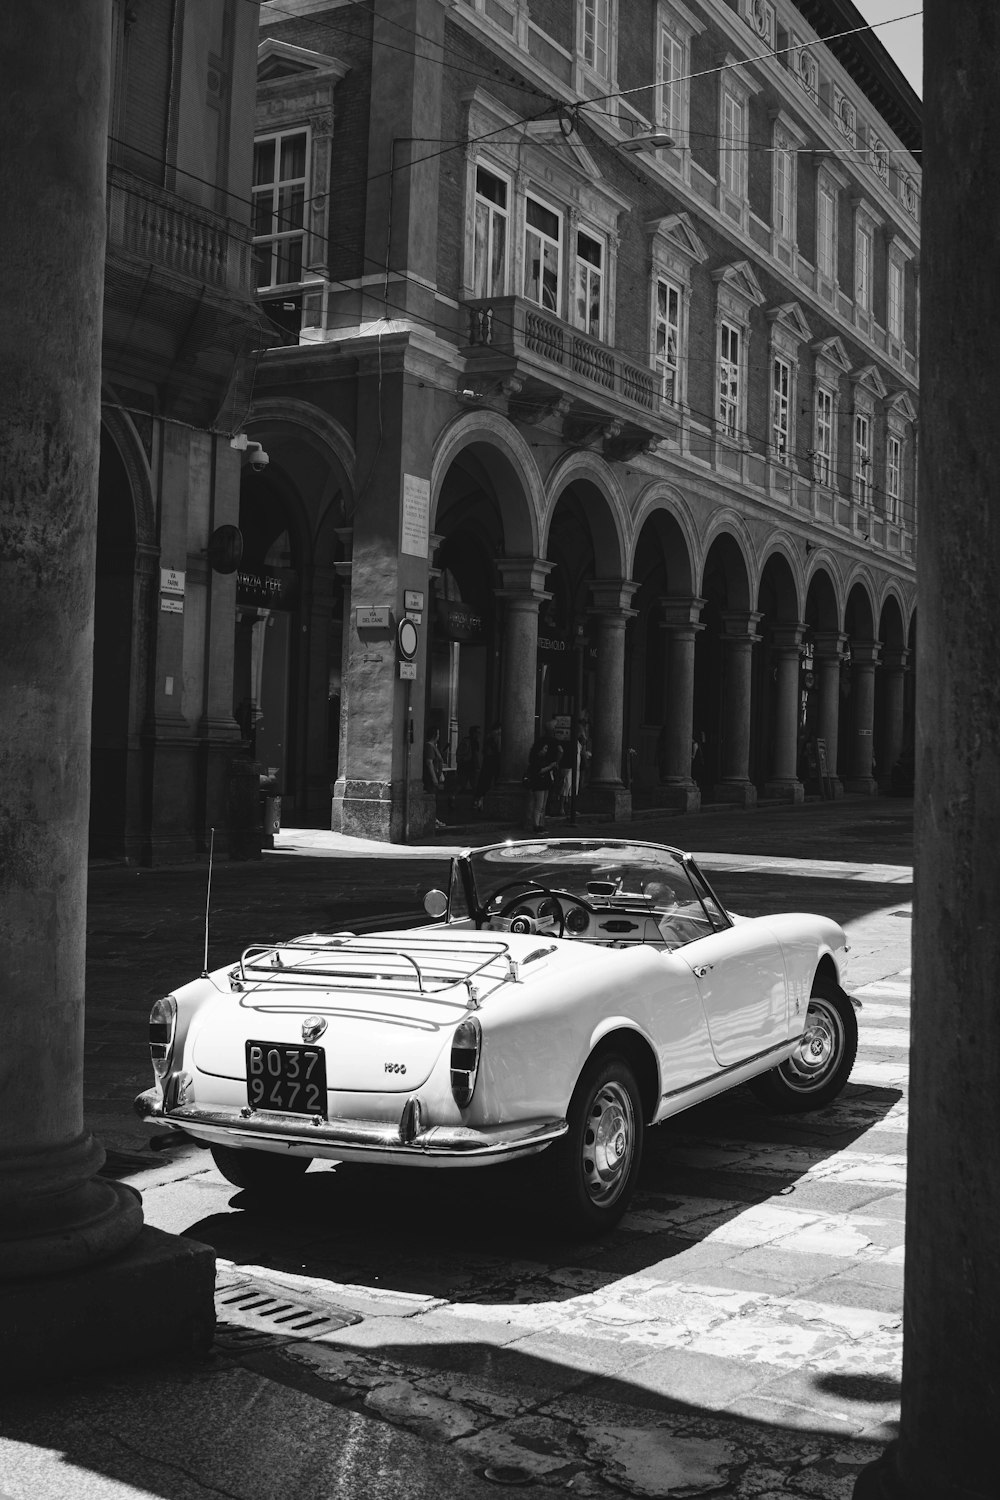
[450,1016,482,1107]
[149,995,177,1081]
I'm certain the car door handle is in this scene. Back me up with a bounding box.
[691,963,713,978]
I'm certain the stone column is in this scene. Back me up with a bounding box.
[715,612,762,806]
[658,596,705,812]
[495,557,552,786]
[879,647,909,791]
[813,630,846,797]
[0,0,142,1281]
[846,639,880,793]
[764,622,806,802]
[0,1,213,1383]
[854,8,1000,1496]
[586,579,639,820]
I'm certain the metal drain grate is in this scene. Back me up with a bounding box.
[214,1276,362,1350]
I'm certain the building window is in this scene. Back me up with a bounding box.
[655,277,681,403]
[817,178,836,280]
[658,24,684,139]
[855,219,872,311]
[719,321,741,437]
[721,90,745,199]
[473,165,509,299]
[854,411,872,503]
[771,356,791,462]
[888,256,904,343]
[523,194,562,314]
[574,228,604,338]
[814,387,834,485]
[773,133,793,241]
[252,128,308,289]
[886,434,901,522]
[581,0,611,78]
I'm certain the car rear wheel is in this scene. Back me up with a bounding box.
[538,1053,644,1236]
[210,1144,312,1192]
[749,977,858,1111]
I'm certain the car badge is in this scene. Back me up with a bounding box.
[302,1016,328,1043]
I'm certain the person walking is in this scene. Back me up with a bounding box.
[524,722,562,834]
[423,727,446,830]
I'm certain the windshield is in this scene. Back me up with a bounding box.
[458,837,731,947]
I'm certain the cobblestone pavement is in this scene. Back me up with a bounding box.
[0,797,913,1499]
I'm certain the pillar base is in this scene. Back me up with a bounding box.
[846,776,879,795]
[0,1136,144,1279]
[331,778,397,842]
[712,779,757,807]
[634,780,701,814]
[853,1442,906,1498]
[0,1223,216,1391]
[763,777,805,803]
[579,783,632,822]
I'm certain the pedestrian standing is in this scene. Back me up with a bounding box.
[524,722,562,834]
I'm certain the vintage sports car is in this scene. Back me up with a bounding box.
[136,837,858,1234]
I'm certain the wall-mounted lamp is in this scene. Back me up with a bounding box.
[621,130,675,153]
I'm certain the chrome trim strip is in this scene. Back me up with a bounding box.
[659,1037,795,1103]
[136,1089,567,1160]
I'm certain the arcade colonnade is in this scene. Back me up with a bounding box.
[227,402,916,842]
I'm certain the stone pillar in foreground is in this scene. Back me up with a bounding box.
[854,3,1000,1495]
[813,629,846,797]
[0,0,141,1280]
[0,0,214,1385]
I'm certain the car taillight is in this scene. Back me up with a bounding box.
[149,995,177,1080]
[450,1016,481,1107]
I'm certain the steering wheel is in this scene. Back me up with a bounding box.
[484,881,596,938]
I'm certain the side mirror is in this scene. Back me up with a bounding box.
[423,889,448,920]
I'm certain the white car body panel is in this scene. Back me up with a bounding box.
[135,840,852,1174]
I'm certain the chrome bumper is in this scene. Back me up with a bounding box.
[135,1088,567,1165]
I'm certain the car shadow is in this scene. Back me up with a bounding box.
[177,1077,904,1302]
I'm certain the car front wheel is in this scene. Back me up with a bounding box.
[539,1053,644,1236]
[749,977,858,1111]
[210,1144,312,1192]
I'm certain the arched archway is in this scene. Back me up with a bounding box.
[695,530,754,802]
[754,549,804,799]
[239,407,354,825]
[627,503,697,802]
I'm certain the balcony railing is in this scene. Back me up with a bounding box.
[106,165,252,294]
[465,297,657,413]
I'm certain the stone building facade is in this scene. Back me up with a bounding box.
[96,0,917,855]
[239,0,919,843]
[92,0,262,861]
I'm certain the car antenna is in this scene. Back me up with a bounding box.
[202,826,215,977]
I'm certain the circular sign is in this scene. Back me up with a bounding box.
[206,524,244,575]
[397,617,419,661]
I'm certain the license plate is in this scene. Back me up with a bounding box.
[245,1041,327,1116]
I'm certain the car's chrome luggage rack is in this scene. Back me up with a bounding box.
[232,932,545,997]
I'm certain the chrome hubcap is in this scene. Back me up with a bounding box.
[780,997,844,1092]
[581,1081,635,1206]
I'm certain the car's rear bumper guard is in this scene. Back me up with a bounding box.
[135,1088,567,1161]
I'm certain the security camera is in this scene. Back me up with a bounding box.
[246,442,269,472]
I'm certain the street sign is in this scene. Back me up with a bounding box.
[397,617,419,660]
[399,661,417,679]
[356,605,391,629]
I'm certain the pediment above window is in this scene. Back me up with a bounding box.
[646,212,708,269]
[711,260,766,310]
[852,363,889,400]
[257,39,350,85]
[887,389,918,424]
[766,301,811,343]
[811,335,852,376]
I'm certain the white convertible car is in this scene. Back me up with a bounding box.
[136,837,858,1234]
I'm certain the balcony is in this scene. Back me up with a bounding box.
[461,296,675,459]
[106,165,252,293]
